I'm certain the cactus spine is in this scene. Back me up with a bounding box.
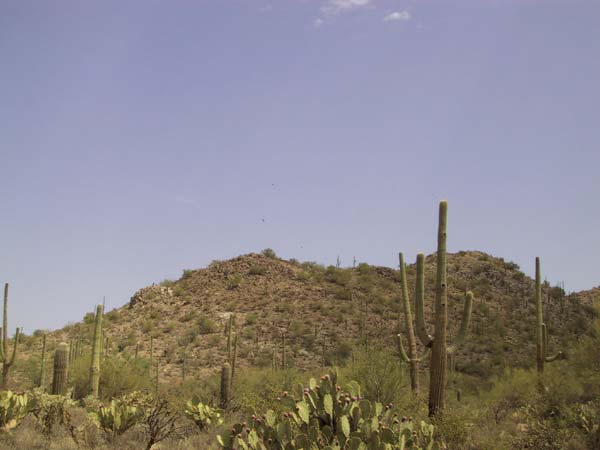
[414,202,473,417]
[220,362,231,409]
[89,304,103,398]
[535,257,563,389]
[39,334,47,390]
[51,342,69,395]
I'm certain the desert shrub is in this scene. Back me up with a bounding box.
[29,390,77,436]
[324,266,352,286]
[248,265,267,276]
[295,271,311,282]
[105,309,121,323]
[83,312,95,325]
[231,368,304,415]
[261,248,277,258]
[162,321,176,333]
[345,347,406,405]
[182,269,194,279]
[69,353,152,400]
[486,369,537,423]
[198,317,218,334]
[244,313,258,326]
[226,274,242,290]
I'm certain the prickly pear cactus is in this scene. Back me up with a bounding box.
[217,369,439,450]
[0,390,30,432]
[92,392,147,437]
[184,398,223,430]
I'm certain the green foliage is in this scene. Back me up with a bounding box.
[261,248,277,259]
[198,317,218,334]
[92,392,147,437]
[249,266,267,276]
[29,389,77,435]
[184,399,223,430]
[69,353,151,400]
[346,347,406,405]
[182,269,195,279]
[83,312,95,325]
[0,390,30,432]
[217,369,438,450]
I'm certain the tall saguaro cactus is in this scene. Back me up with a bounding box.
[397,252,422,394]
[535,257,563,389]
[0,283,20,389]
[39,334,47,390]
[414,202,474,417]
[52,343,69,395]
[89,304,103,398]
[220,363,231,409]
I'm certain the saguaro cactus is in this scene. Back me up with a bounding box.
[535,257,563,388]
[89,304,103,398]
[281,332,287,370]
[414,202,473,417]
[230,333,238,388]
[220,363,231,409]
[52,342,69,395]
[397,252,422,394]
[39,334,47,390]
[226,314,234,360]
[0,283,20,389]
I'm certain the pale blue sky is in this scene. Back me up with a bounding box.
[1,0,599,332]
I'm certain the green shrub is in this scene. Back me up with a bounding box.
[249,266,267,276]
[198,317,218,334]
[261,248,277,258]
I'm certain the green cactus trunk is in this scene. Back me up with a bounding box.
[281,332,286,370]
[52,342,69,395]
[428,201,449,417]
[411,202,473,418]
[89,304,103,398]
[226,315,233,360]
[535,257,544,379]
[0,284,20,389]
[39,334,47,390]
[535,257,562,390]
[230,333,238,388]
[220,363,231,409]
[398,252,420,394]
[149,336,154,375]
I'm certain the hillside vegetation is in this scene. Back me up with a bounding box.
[36,249,596,385]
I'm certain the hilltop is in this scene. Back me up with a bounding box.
[33,250,598,384]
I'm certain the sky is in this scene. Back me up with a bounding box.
[1,0,599,333]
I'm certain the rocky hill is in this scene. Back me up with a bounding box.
[40,250,599,384]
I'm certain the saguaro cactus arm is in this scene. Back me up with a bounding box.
[447,291,473,355]
[414,253,434,348]
[535,258,562,377]
[542,323,563,362]
[9,328,20,365]
[395,334,411,363]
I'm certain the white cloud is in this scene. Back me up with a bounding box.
[321,0,371,15]
[383,10,411,22]
[313,17,325,28]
